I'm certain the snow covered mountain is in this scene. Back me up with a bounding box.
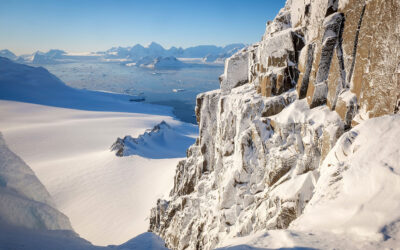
[135,56,185,69]
[149,0,400,249]
[31,49,67,64]
[2,42,246,66]
[0,49,17,60]
[104,42,246,63]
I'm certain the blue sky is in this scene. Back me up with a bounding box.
[0,0,286,55]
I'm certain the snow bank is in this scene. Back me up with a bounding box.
[0,132,72,231]
[292,114,400,241]
[219,115,400,250]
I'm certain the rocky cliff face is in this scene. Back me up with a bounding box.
[149,0,400,249]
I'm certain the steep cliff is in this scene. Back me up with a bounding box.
[149,0,400,249]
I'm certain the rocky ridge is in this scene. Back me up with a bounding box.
[149,0,400,249]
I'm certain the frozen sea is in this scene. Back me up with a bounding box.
[43,61,223,124]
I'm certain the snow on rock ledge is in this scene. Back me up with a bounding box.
[149,0,400,249]
[150,84,344,249]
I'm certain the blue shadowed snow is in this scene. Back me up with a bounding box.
[0,57,172,116]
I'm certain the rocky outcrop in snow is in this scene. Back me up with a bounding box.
[149,0,400,249]
[111,121,195,159]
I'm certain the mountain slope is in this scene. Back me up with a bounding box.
[149,0,400,249]
[0,56,170,115]
[0,57,197,246]
[0,49,17,60]
[0,132,173,250]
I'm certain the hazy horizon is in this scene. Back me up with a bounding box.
[0,0,286,55]
[1,41,249,56]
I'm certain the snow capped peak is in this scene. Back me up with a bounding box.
[146,42,165,50]
[131,44,145,49]
[0,49,17,60]
[147,120,171,132]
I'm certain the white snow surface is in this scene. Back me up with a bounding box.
[219,114,400,249]
[0,132,72,231]
[292,114,400,240]
[0,131,170,250]
[0,57,197,246]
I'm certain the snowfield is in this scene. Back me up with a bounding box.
[0,57,197,246]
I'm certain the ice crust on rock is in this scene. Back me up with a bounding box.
[150,84,344,249]
[149,0,400,249]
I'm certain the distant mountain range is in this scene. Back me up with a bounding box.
[0,42,246,66]
[101,42,246,61]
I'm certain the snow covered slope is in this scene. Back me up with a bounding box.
[218,114,400,249]
[0,132,72,231]
[292,114,400,242]
[0,57,197,246]
[149,0,400,249]
[0,56,170,115]
[111,121,195,159]
[0,130,172,250]
[0,132,98,250]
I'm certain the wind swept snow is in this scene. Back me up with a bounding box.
[219,114,400,250]
[0,132,72,231]
[291,114,400,242]
[0,57,197,246]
